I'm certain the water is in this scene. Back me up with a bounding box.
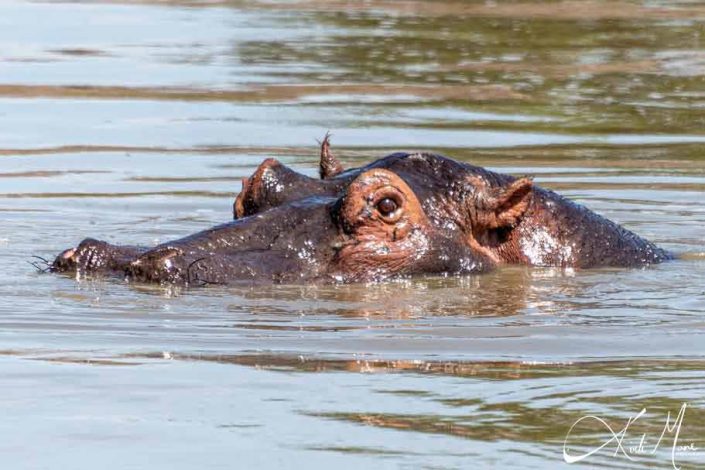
[1,1,705,468]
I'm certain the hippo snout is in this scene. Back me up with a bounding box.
[51,238,116,274]
[51,238,148,278]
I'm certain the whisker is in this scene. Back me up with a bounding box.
[28,260,50,274]
[31,255,51,265]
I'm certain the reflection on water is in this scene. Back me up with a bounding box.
[0,0,704,468]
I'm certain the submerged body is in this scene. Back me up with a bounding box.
[52,139,671,285]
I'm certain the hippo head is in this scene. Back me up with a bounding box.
[233,137,535,266]
[52,168,490,285]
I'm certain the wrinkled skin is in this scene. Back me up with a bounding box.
[52,169,490,285]
[234,137,671,268]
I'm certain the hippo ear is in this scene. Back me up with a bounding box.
[233,177,250,219]
[319,133,344,179]
[472,177,534,229]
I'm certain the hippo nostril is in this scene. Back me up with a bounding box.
[50,248,78,272]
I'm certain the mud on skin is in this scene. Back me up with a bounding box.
[52,137,671,286]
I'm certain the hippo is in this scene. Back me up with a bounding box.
[51,137,671,286]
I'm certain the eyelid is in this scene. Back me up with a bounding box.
[373,188,402,206]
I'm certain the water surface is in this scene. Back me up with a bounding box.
[1,1,705,468]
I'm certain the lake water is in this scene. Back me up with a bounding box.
[1,1,705,468]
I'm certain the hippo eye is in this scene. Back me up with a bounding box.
[376,197,398,217]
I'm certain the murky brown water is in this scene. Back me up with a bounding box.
[1,1,705,468]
